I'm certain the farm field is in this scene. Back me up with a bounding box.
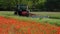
[0,11,60,34]
[0,11,60,26]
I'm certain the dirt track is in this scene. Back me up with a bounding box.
[0,16,60,34]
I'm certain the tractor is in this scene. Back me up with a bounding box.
[14,4,49,18]
[14,4,30,17]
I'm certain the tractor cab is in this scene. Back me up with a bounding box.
[14,4,30,17]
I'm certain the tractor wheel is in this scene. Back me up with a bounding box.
[17,11,22,16]
[14,11,17,15]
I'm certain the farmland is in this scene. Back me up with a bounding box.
[0,11,60,26]
[0,11,60,34]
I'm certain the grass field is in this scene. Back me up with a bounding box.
[0,11,60,34]
[0,11,60,26]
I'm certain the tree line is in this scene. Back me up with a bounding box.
[0,0,60,11]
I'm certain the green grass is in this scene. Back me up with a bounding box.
[0,11,60,26]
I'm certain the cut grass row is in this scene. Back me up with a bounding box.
[0,11,60,26]
[31,12,60,18]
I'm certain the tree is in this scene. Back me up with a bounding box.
[45,0,60,11]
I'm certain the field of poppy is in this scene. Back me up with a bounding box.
[0,11,60,34]
[0,16,60,34]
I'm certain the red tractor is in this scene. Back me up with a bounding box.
[14,4,30,17]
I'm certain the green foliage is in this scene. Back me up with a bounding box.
[0,0,60,11]
[0,0,46,10]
